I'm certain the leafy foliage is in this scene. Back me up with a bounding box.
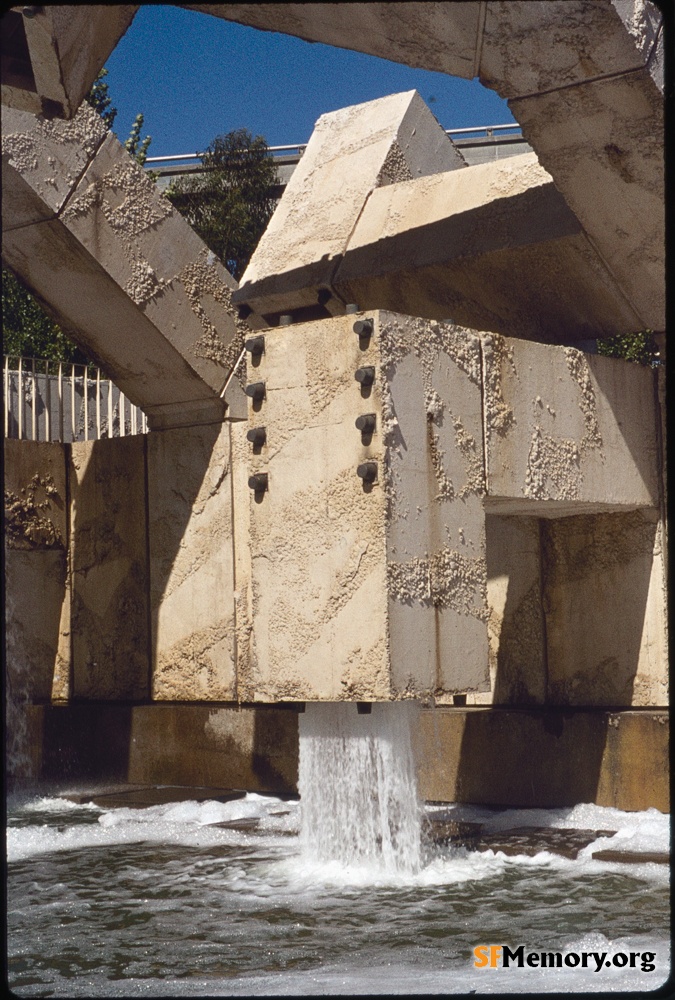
[2,269,90,365]
[596,330,659,367]
[165,129,277,280]
[85,67,117,129]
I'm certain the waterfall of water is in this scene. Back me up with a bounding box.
[298,701,422,874]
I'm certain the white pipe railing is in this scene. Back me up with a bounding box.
[144,125,524,165]
[3,356,148,443]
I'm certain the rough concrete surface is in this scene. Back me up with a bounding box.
[333,153,642,342]
[482,336,659,511]
[543,509,667,706]
[70,437,149,700]
[2,103,243,426]
[235,91,464,319]
[148,423,237,701]
[244,311,489,701]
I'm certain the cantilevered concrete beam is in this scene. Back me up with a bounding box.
[1,3,664,332]
[2,104,246,429]
[234,91,466,324]
[191,2,665,334]
[1,5,139,118]
[234,95,644,342]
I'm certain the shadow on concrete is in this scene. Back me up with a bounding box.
[455,508,658,807]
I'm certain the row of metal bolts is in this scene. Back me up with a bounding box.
[245,319,379,493]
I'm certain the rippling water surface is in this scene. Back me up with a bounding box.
[6,791,670,996]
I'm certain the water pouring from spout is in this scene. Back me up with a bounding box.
[298,701,422,875]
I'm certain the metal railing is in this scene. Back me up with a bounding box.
[144,125,523,166]
[3,356,148,443]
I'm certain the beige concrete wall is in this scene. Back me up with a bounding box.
[147,422,237,701]
[483,337,660,514]
[244,311,489,701]
[4,440,70,705]
[70,436,149,700]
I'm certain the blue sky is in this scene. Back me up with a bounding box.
[105,5,517,158]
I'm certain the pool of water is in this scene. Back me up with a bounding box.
[6,791,670,996]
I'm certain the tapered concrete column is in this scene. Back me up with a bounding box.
[2,103,247,429]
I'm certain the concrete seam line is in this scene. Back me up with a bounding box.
[506,62,660,105]
[472,1,487,81]
[54,123,110,222]
[1,214,59,235]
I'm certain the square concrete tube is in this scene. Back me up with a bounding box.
[2,104,245,430]
[331,152,644,341]
[234,90,465,321]
[482,335,660,514]
[1,5,139,118]
[240,311,489,703]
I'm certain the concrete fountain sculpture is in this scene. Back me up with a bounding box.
[2,2,667,814]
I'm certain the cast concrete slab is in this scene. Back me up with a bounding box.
[147,422,237,701]
[235,90,464,320]
[482,337,660,511]
[509,68,664,332]
[70,436,149,700]
[333,153,642,341]
[243,311,489,701]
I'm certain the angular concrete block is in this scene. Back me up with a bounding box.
[147,423,237,701]
[1,104,108,229]
[479,0,660,98]
[2,104,247,427]
[543,509,667,706]
[482,337,660,513]
[509,69,664,332]
[242,311,489,701]
[61,131,245,393]
[235,91,464,320]
[1,5,139,118]
[70,437,149,700]
[333,153,641,341]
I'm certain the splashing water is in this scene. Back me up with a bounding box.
[298,702,422,874]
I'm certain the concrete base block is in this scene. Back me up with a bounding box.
[415,707,669,812]
[22,703,669,812]
[33,703,298,794]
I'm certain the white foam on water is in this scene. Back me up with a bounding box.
[298,702,422,875]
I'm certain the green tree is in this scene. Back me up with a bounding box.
[165,129,277,280]
[4,70,152,364]
[2,269,90,365]
[596,330,659,367]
